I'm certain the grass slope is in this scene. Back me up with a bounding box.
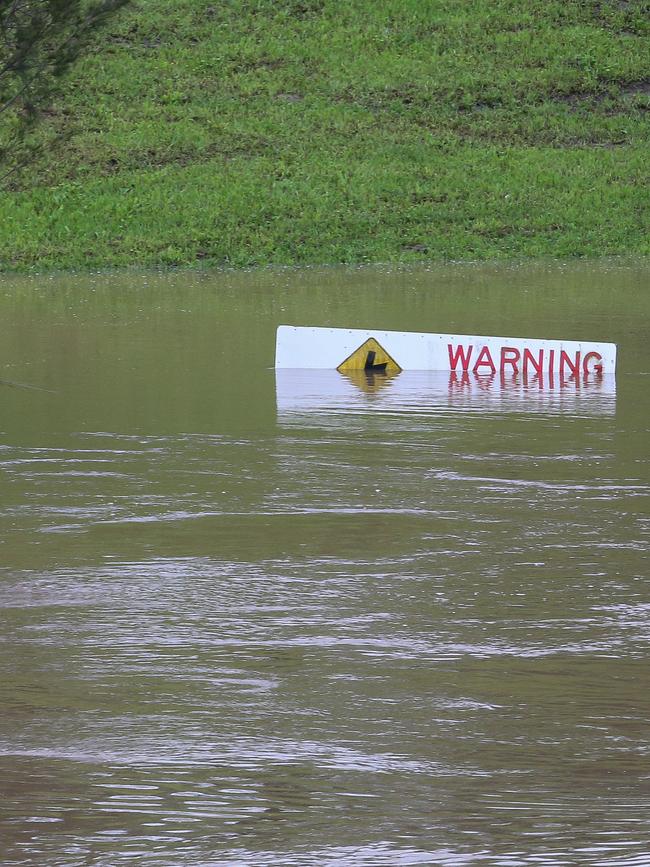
[1,0,649,271]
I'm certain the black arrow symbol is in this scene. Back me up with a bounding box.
[364,350,387,372]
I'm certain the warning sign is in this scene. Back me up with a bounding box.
[275,326,617,376]
[336,337,402,374]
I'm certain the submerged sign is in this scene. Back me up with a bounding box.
[275,326,617,377]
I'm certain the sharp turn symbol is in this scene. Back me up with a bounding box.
[336,337,402,375]
[364,350,388,372]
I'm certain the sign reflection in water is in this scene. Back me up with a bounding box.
[275,369,616,419]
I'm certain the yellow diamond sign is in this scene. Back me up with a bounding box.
[337,337,402,374]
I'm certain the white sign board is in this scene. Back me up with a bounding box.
[275,325,617,377]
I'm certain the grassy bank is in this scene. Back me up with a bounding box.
[1,0,649,271]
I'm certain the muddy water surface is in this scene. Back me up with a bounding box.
[0,261,648,866]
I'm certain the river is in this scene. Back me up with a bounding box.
[0,261,648,866]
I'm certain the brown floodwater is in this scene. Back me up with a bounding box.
[0,261,648,866]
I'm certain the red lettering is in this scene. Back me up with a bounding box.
[472,345,496,375]
[523,348,543,376]
[582,351,603,376]
[448,344,473,372]
[548,349,555,378]
[500,346,520,374]
[560,350,581,378]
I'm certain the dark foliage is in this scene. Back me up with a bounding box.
[0,0,130,175]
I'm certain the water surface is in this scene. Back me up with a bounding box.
[0,261,649,866]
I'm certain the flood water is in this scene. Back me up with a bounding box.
[0,261,648,866]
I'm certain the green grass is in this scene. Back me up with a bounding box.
[1,0,649,271]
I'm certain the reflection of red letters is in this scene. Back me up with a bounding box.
[523,348,543,376]
[448,371,470,388]
[560,350,580,378]
[448,344,473,372]
[473,345,496,374]
[477,374,495,390]
[582,351,603,375]
[500,346,520,373]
